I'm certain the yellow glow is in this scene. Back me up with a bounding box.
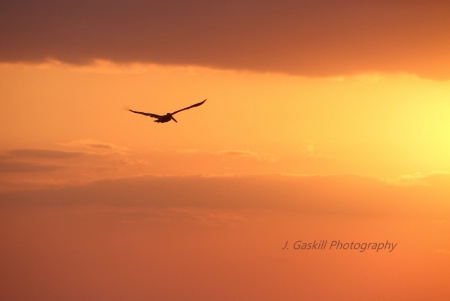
[2,62,450,179]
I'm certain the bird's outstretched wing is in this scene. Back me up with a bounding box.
[127,108,161,119]
[171,99,206,115]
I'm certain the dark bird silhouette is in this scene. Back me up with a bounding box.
[127,99,206,123]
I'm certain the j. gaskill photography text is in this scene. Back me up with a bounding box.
[282,240,397,252]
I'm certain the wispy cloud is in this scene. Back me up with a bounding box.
[178,148,277,163]
[0,148,79,174]
[8,148,84,159]
[0,141,133,190]
[217,150,260,158]
[0,160,64,173]
[396,172,450,186]
[61,139,129,154]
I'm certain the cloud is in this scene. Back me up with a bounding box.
[396,172,450,186]
[0,144,131,187]
[216,150,278,163]
[219,150,256,157]
[8,148,84,159]
[62,139,129,154]
[217,150,260,158]
[0,160,64,173]
[0,148,80,173]
[1,0,450,79]
[2,173,449,220]
[2,172,449,301]
[179,149,276,163]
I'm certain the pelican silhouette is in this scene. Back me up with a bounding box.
[127,99,206,123]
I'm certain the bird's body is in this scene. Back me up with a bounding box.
[127,99,206,123]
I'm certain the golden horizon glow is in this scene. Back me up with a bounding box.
[2,61,450,180]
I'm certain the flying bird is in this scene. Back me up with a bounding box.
[127,99,206,123]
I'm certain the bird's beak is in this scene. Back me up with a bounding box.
[172,116,178,122]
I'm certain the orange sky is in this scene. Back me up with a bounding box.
[1,1,450,300]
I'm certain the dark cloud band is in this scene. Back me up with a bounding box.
[1,0,450,79]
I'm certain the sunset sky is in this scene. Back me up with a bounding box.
[1,1,450,300]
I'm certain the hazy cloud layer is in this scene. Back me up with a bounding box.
[2,173,449,301]
[0,149,80,173]
[0,145,135,190]
[1,0,450,79]
[2,173,449,219]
